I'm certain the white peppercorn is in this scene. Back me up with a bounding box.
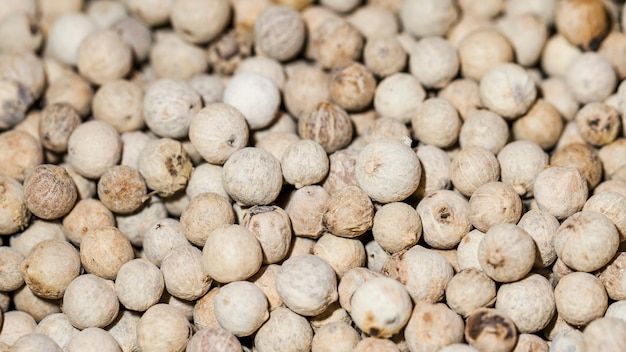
[67,120,122,179]
[283,65,329,119]
[63,274,119,329]
[0,79,31,130]
[62,199,113,246]
[555,0,610,50]
[540,77,579,121]
[414,145,452,199]
[22,164,77,220]
[468,182,523,232]
[170,0,230,44]
[416,190,471,249]
[0,130,42,182]
[517,210,560,268]
[38,103,81,154]
[374,73,425,124]
[77,29,132,86]
[276,254,338,316]
[312,232,365,277]
[136,303,193,352]
[599,138,626,177]
[554,272,608,326]
[322,185,374,238]
[35,313,79,351]
[400,0,458,37]
[575,102,621,147]
[298,101,354,153]
[445,268,496,317]
[404,302,465,352]
[223,72,280,130]
[143,78,201,139]
[566,53,616,104]
[479,63,537,120]
[362,117,410,145]
[213,281,268,337]
[10,332,62,352]
[0,311,36,346]
[328,62,376,113]
[46,13,97,66]
[242,205,292,264]
[599,31,626,80]
[583,191,626,242]
[478,223,536,282]
[186,327,242,352]
[605,300,626,321]
[372,202,421,254]
[161,246,211,301]
[150,31,208,80]
[92,80,144,133]
[235,57,286,92]
[9,220,65,257]
[137,138,192,197]
[202,224,263,283]
[59,164,96,201]
[496,274,555,333]
[80,226,134,280]
[309,301,351,332]
[254,307,313,352]
[115,196,167,247]
[0,12,41,54]
[363,36,406,78]
[450,146,500,197]
[250,264,282,311]
[459,110,509,155]
[410,36,459,89]
[193,287,221,330]
[222,147,282,206]
[85,0,127,28]
[142,219,188,267]
[363,239,387,273]
[67,328,120,352]
[114,259,163,312]
[281,139,329,188]
[383,245,454,302]
[310,17,363,69]
[458,29,514,81]
[311,322,360,352]
[188,74,224,106]
[551,142,603,190]
[540,34,582,79]
[112,17,152,63]
[97,167,147,216]
[598,252,626,301]
[439,78,483,121]
[0,247,23,292]
[412,98,462,148]
[582,317,626,352]
[533,167,588,220]
[497,140,549,197]
[464,308,518,352]
[285,185,329,239]
[254,5,305,62]
[496,13,548,67]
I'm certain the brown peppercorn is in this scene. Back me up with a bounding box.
[323,185,374,238]
[23,164,77,220]
[512,99,563,150]
[206,27,254,76]
[0,130,42,182]
[575,102,621,147]
[329,62,376,112]
[62,199,115,246]
[97,165,148,214]
[551,143,603,190]
[38,103,81,154]
[298,101,354,153]
[555,0,610,50]
[465,308,518,352]
[254,5,305,62]
[310,17,363,69]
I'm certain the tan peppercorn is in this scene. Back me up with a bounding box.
[512,99,563,150]
[575,102,621,147]
[329,62,376,112]
[540,77,579,121]
[459,109,509,155]
[170,0,230,44]
[202,224,263,283]
[250,264,283,311]
[223,72,281,130]
[136,304,193,352]
[555,0,610,50]
[414,145,452,199]
[323,185,374,238]
[63,274,119,330]
[598,252,626,301]
[97,165,147,214]
[312,232,365,277]
[77,29,132,86]
[285,185,329,239]
[80,226,134,280]
[458,29,514,81]
[67,120,122,179]
[9,220,65,257]
[439,78,483,121]
[582,317,626,352]
[374,73,425,124]
[23,164,77,220]
[137,138,193,197]
[416,190,471,249]
[62,198,115,246]
[583,191,626,242]
[554,272,608,326]
[445,268,496,317]
[478,223,536,282]
[92,80,144,133]
[410,36,459,89]
[465,308,518,352]
[363,36,407,78]
[517,209,560,268]
[496,274,555,333]
[404,302,465,351]
[0,130,42,182]
[186,327,242,352]
[533,167,588,220]
[479,63,537,120]
[412,98,462,148]
[142,218,189,267]
[281,139,329,188]
[469,182,523,232]
[311,322,359,352]
[372,202,421,254]
[254,307,313,352]
[214,281,269,337]
[180,192,234,247]
[298,101,354,153]
[310,17,363,69]
[400,0,458,37]
[551,143,603,190]
[254,5,305,62]
[222,147,283,206]
[283,64,330,119]
[149,31,207,80]
[38,103,82,156]
[0,246,24,292]
[450,146,500,197]
[497,140,548,198]
[143,78,202,139]
[161,246,211,301]
[242,205,292,264]
[113,259,164,313]
[45,13,97,66]
[566,53,616,104]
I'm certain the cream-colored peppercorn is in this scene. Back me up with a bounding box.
[222,147,282,206]
[10,332,62,352]
[450,146,500,197]
[555,0,610,50]
[23,164,77,220]
[329,62,376,112]
[254,307,313,352]
[470,180,523,232]
[255,131,299,163]
[97,165,147,214]
[63,274,119,329]
[374,73,425,124]
[583,191,626,242]
[281,139,329,188]
[540,34,582,79]
[478,223,536,282]
[362,117,410,145]
[0,12,41,54]
[312,232,365,277]
[322,185,374,238]
[551,142,603,189]
[534,167,588,220]
[223,72,280,130]
[137,138,192,197]
[540,77,579,121]
[180,192,234,247]
[37,103,81,154]
[512,99,563,150]
[67,120,122,179]
[566,53,616,104]
[276,254,338,316]
[554,272,608,326]
[496,274,555,333]
[554,211,619,272]
[400,0,458,37]
[414,145,452,199]
[321,148,358,195]
[9,220,65,257]
[439,79,483,121]
[310,17,363,69]
[465,308,518,352]
[410,36,459,89]
[170,0,230,44]
[206,27,254,76]
[497,13,548,67]
[115,198,166,245]
[213,281,268,337]
[186,327,242,352]
[479,63,537,120]
[46,13,97,66]
[599,31,626,80]
[411,98,462,148]
[143,78,201,139]
[372,202,421,254]
[598,252,626,301]
[66,328,121,352]
[193,287,221,330]
[285,185,329,239]
[298,101,354,153]
[186,163,229,200]
[254,5,305,62]
[404,302,465,351]
[149,31,207,80]
[85,0,128,28]
[599,138,626,177]
[0,130,42,182]
[34,313,79,351]
[250,264,282,311]
[202,224,263,283]
[458,29,514,81]
[582,317,626,352]
[364,239,388,273]
[459,109,509,155]
[235,56,286,92]
[62,198,115,245]
[0,310,36,346]
[142,218,189,266]
[92,80,144,133]
[283,65,329,119]
[355,138,421,203]
[311,322,360,352]
[497,140,548,197]
[0,246,23,291]
[575,102,621,147]
[136,303,193,352]
[161,245,211,301]
[242,205,292,264]
[188,74,224,105]
[80,226,134,280]
[416,190,471,249]
[77,29,132,86]
[114,259,164,312]
[363,36,406,78]
[517,209,559,268]
[445,268,496,317]
[384,245,454,303]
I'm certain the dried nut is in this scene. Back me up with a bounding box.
[574,102,621,147]
[582,317,626,351]
[97,165,147,214]
[23,164,77,220]
[298,101,354,153]
[598,252,626,301]
[458,29,514,81]
[310,322,360,352]
[322,185,374,238]
[409,36,459,89]
[180,192,234,247]
[400,0,458,37]
[79,226,134,280]
[38,103,81,154]
[137,138,193,197]
[468,182,523,232]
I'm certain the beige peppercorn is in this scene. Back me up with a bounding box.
[322,185,374,238]
[312,232,365,277]
[213,281,269,337]
[400,0,458,37]
[311,322,360,352]
[583,317,626,352]
[541,34,582,79]
[540,77,579,121]
[67,120,122,179]
[298,101,354,153]
[149,31,207,80]
[534,167,588,220]
[412,98,462,148]
[45,13,98,66]
[0,246,24,292]
[283,65,329,119]
[114,259,164,313]
[439,78,483,121]
[551,142,603,190]
[92,80,144,133]
[97,166,147,214]
[161,246,211,301]
[254,307,313,352]
[414,145,452,199]
[254,5,305,62]
[478,223,536,282]
[372,202,421,254]
[450,146,500,197]
[497,13,548,67]
[0,310,36,346]
[583,191,626,242]
[363,36,407,78]
[242,205,292,264]
[37,103,81,155]
[185,163,229,201]
[469,182,523,232]
[497,140,548,197]
[136,303,193,352]
[0,130,42,182]
[80,226,134,280]
[223,72,281,131]
[310,17,363,69]
[202,224,263,283]
[496,274,555,333]
[459,109,509,155]
[44,72,93,119]
[575,102,621,147]
[222,147,283,206]
[445,268,496,317]
[598,31,626,80]
[285,185,329,239]
[555,0,610,50]
[62,198,115,245]
[77,29,132,86]
[143,78,202,139]
[566,53,616,104]
[10,332,62,352]
[23,164,77,220]
[458,29,514,81]
[554,272,608,326]
[410,36,459,89]
[9,220,65,257]
[170,0,230,44]
[63,274,119,330]
[598,252,626,301]
[180,192,234,247]
[137,138,193,197]
[404,302,465,351]
[512,99,563,150]
[517,209,560,268]
[193,287,221,330]
[186,327,242,352]
[281,139,329,188]
[479,63,537,120]
[34,313,79,351]
[465,308,518,352]
[374,73,425,124]
[142,218,189,267]
[416,190,471,249]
